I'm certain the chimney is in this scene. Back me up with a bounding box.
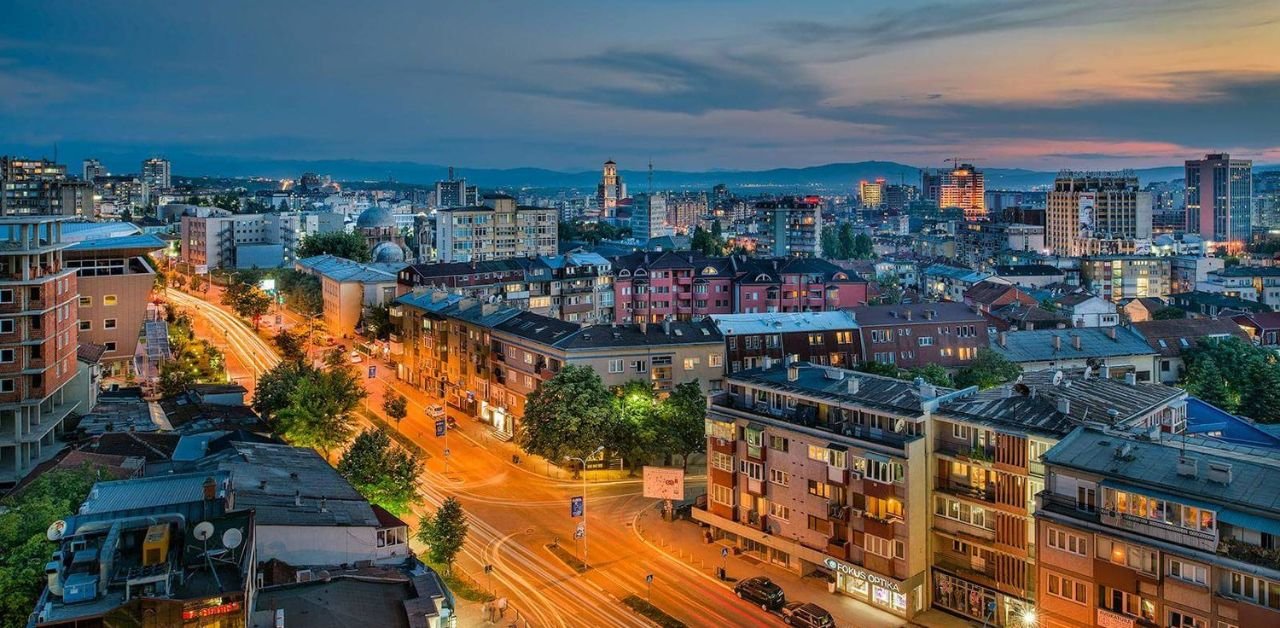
[1052,335,1062,351]
[1107,326,1117,341]
[662,319,671,335]
[1101,364,1111,379]
[320,497,329,513]
[787,364,800,381]
[1072,334,1082,350]
[1056,398,1070,415]
[1176,457,1199,478]
[846,377,860,394]
[1124,372,1136,386]
[295,490,302,507]
[639,320,648,335]
[1207,461,1233,485]
[203,477,217,501]
[998,331,1007,347]
[763,355,774,370]
[904,309,912,321]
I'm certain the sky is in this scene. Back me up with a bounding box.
[3,0,1279,173]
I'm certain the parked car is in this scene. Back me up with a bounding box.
[426,404,447,420]
[781,602,834,627]
[733,576,785,611]
[349,351,363,364]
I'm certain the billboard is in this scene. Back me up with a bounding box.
[642,467,685,500]
[1078,193,1097,239]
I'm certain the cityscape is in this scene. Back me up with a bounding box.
[2,2,1280,628]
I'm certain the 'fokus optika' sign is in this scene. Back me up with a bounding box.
[823,557,901,592]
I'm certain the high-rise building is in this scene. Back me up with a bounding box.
[434,166,478,208]
[435,194,557,262]
[630,192,669,243]
[0,156,81,484]
[884,184,918,213]
[596,160,626,217]
[141,157,171,192]
[754,197,822,257]
[1046,171,1152,257]
[940,164,986,220]
[665,192,707,235]
[860,178,886,209]
[1186,153,1252,243]
[82,158,106,183]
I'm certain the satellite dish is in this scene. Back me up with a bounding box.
[1051,370,1064,386]
[47,520,67,541]
[222,528,243,549]
[193,521,215,542]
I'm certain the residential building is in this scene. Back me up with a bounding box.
[0,158,81,486]
[711,311,861,373]
[1080,256,1172,302]
[990,326,1158,380]
[733,256,868,314]
[853,302,989,369]
[1171,291,1271,319]
[93,174,147,215]
[963,283,1038,314]
[612,251,735,323]
[64,234,164,376]
[81,158,106,182]
[596,160,626,217]
[1120,297,1167,323]
[884,184,919,213]
[434,194,557,262]
[923,164,986,220]
[179,211,344,270]
[1198,266,1280,310]
[1050,292,1120,328]
[754,197,822,257]
[987,302,1071,332]
[956,222,1046,269]
[665,192,707,235]
[1170,255,1223,294]
[860,178,885,208]
[434,167,478,208]
[631,192,669,242]
[295,255,402,337]
[921,264,1004,303]
[1036,426,1280,628]
[994,265,1064,290]
[1186,153,1253,243]
[1046,171,1153,257]
[141,157,171,202]
[1231,311,1280,347]
[1132,318,1250,383]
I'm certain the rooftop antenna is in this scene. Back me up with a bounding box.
[648,159,654,194]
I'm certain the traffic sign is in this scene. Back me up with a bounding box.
[645,574,654,585]
[570,495,584,518]
[721,547,729,558]
[435,420,447,437]
[367,365,376,379]
[574,523,585,540]
[443,448,451,457]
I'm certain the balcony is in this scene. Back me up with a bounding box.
[936,441,996,465]
[826,537,850,560]
[828,502,851,522]
[936,479,996,504]
[1100,508,1217,553]
[1218,538,1280,571]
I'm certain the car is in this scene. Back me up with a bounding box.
[349,351,363,364]
[426,404,447,420]
[733,576,785,611]
[781,602,834,627]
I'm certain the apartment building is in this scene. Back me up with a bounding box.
[64,234,164,375]
[178,211,344,270]
[1037,426,1280,628]
[1046,172,1153,257]
[294,255,402,337]
[991,327,1158,380]
[1186,153,1253,243]
[852,303,990,370]
[921,264,1004,303]
[1198,266,1280,310]
[711,311,861,373]
[1080,256,1173,302]
[612,251,735,323]
[434,194,557,262]
[733,257,868,314]
[0,165,81,485]
[754,197,822,257]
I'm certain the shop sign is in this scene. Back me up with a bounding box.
[823,557,900,592]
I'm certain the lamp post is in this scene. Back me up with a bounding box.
[565,445,605,567]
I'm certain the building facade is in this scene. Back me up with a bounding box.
[1080,256,1172,302]
[596,160,626,218]
[853,303,990,370]
[64,234,164,376]
[711,311,862,373]
[1047,172,1153,257]
[434,194,557,262]
[1186,153,1253,243]
[754,198,822,257]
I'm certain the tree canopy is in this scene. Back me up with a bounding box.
[338,429,423,515]
[1182,337,1280,422]
[418,497,469,572]
[953,349,1022,390]
[298,231,371,262]
[257,361,367,456]
[519,365,616,463]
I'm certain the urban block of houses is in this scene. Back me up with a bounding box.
[295,254,403,336]
[922,264,1007,302]
[1131,318,1250,383]
[853,302,990,370]
[991,326,1158,380]
[710,311,861,373]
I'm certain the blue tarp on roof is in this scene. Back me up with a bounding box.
[1185,397,1280,449]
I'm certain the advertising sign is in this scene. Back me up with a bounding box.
[1078,192,1097,238]
[642,467,685,500]
[570,496,584,518]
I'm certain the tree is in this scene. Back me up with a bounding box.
[856,361,902,378]
[821,229,841,260]
[383,393,409,430]
[874,273,904,305]
[1240,360,1280,423]
[253,362,313,419]
[1183,354,1234,410]
[273,367,366,458]
[1180,337,1280,417]
[1152,307,1187,320]
[658,381,709,468]
[227,286,272,328]
[274,328,307,363]
[837,222,856,260]
[852,233,875,260]
[518,365,615,467]
[691,226,713,256]
[158,361,196,396]
[0,468,97,626]
[418,497,469,572]
[954,349,1022,390]
[298,231,372,262]
[909,363,953,388]
[363,304,394,340]
[338,429,423,515]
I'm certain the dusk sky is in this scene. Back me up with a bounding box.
[4,0,1279,173]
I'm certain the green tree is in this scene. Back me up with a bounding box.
[518,365,615,468]
[418,497,469,573]
[657,381,709,468]
[253,362,313,419]
[874,273,904,305]
[274,368,366,458]
[1183,354,1234,410]
[909,363,953,388]
[856,361,902,378]
[852,233,875,259]
[298,231,372,262]
[0,468,97,626]
[274,328,307,363]
[230,286,272,328]
[954,349,1022,390]
[1152,307,1186,320]
[821,228,841,260]
[338,429,423,515]
[1240,360,1280,423]
[837,222,856,260]
[383,393,409,430]
[363,304,394,340]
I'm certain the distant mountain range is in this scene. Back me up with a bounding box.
[90,149,1280,191]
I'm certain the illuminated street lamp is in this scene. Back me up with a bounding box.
[565,445,605,567]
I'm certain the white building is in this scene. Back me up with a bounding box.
[630,192,669,243]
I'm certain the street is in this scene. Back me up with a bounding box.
[169,286,909,628]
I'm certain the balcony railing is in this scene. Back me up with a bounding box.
[937,479,996,504]
[1100,509,1217,552]
[1218,538,1280,571]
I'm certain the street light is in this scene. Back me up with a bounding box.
[565,445,605,568]
[1020,609,1037,627]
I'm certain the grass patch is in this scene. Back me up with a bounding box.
[426,560,495,603]
[359,409,431,459]
[544,542,589,573]
[623,595,685,628]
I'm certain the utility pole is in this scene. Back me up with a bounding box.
[565,445,604,567]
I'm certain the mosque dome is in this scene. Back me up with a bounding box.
[356,205,396,229]
[371,241,406,263]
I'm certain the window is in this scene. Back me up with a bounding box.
[871,329,892,343]
[769,468,789,486]
[1100,586,1154,620]
[0,289,11,304]
[0,319,12,334]
[918,336,934,347]
[78,296,91,307]
[1227,571,1280,609]
[739,460,763,481]
[769,502,790,521]
[1168,558,1208,586]
[608,359,623,373]
[103,295,118,306]
[768,435,788,452]
[0,379,12,393]
[808,333,823,346]
[711,452,734,472]
[1097,538,1156,575]
[683,357,700,370]
[807,479,833,499]
[709,354,723,368]
[377,527,406,547]
[1046,572,1087,605]
[79,320,91,331]
[864,535,895,559]
[1077,486,1097,513]
[104,318,117,330]
[1168,611,1207,628]
[866,459,904,484]
[711,484,735,506]
[934,496,995,530]
[1046,527,1087,555]
[807,445,828,462]
[631,360,648,372]
[0,349,12,363]
[952,423,970,440]
[807,515,831,535]
[706,420,734,441]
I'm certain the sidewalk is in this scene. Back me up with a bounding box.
[633,508,978,628]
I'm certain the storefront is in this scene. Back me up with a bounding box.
[932,569,1030,626]
[824,557,911,617]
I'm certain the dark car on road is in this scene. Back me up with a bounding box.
[781,601,835,627]
[733,576,785,611]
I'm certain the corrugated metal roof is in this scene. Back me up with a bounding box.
[78,470,231,516]
[710,311,859,335]
[991,326,1155,363]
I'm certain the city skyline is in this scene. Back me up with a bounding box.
[3,0,1279,172]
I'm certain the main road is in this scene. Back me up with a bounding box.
[167,287,799,627]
